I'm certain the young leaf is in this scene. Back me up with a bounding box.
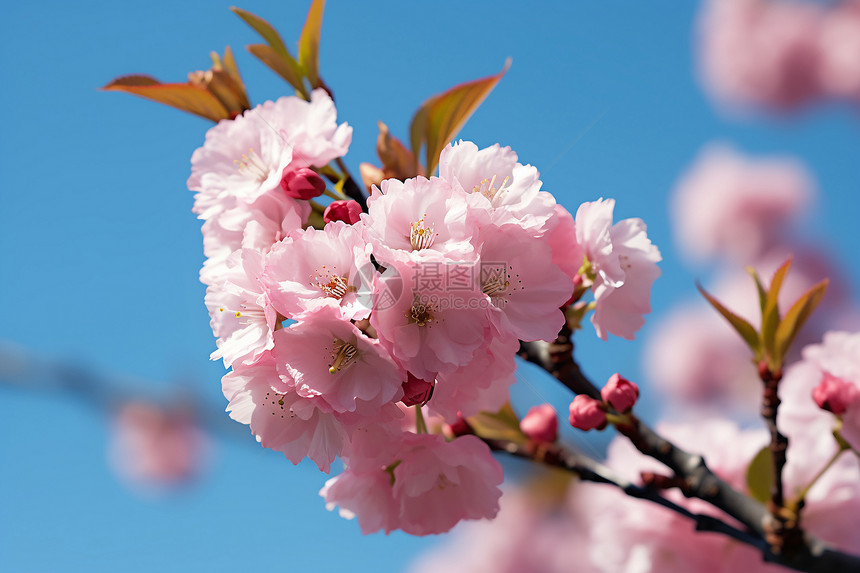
[746,446,774,505]
[697,282,762,358]
[409,59,511,175]
[468,402,528,445]
[246,44,306,97]
[745,265,768,315]
[102,75,230,122]
[774,279,828,364]
[299,0,325,88]
[761,259,792,361]
[232,7,308,97]
[377,121,418,180]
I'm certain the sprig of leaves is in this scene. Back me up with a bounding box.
[697,258,828,372]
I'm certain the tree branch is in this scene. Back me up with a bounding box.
[517,336,860,573]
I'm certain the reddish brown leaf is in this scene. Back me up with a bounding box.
[103,75,230,122]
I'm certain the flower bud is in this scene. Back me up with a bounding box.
[324,199,363,225]
[601,373,639,412]
[401,373,435,407]
[813,372,858,415]
[281,167,326,200]
[446,414,473,437]
[568,395,607,431]
[520,404,558,443]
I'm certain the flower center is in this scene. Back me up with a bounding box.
[409,216,437,250]
[234,147,269,182]
[312,266,353,299]
[407,295,435,327]
[482,274,510,298]
[472,174,511,204]
[328,339,359,374]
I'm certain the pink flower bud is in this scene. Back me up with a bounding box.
[520,403,558,443]
[446,414,473,437]
[281,167,326,200]
[813,372,858,415]
[601,373,639,412]
[323,199,363,225]
[568,395,607,431]
[401,373,435,407]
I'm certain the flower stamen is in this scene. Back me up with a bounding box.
[473,175,511,204]
[234,147,269,182]
[409,216,437,251]
[328,339,359,374]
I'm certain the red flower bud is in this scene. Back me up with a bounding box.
[568,395,607,431]
[281,167,326,200]
[520,404,558,443]
[323,199,363,225]
[813,372,858,415]
[601,373,639,412]
[401,373,435,407]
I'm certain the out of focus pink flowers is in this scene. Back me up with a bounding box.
[520,404,559,443]
[699,0,860,112]
[672,145,814,263]
[109,401,207,491]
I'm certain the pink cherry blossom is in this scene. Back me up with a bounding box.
[324,200,362,224]
[545,204,586,286]
[697,0,824,112]
[189,89,351,220]
[274,305,404,415]
[322,430,503,535]
[818,2,860,101]
[362,176,477,265]
[601,373,639,412]
[205,248,278,368]
[262,221,373,321]
[428,336,518,421]
[568,395,606,431]
[645,304,760,408]
[575,198,661,340]
[222,355,348,473]
[477,224,572,342]
[408,489,593,573]
[672,145,814,263]
[437,140,556,234]
[109,401,206,490]
[199,193,306,287]
[520,404,558,443]
[370,259,491,380]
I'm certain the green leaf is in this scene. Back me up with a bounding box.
[102,74,230,122]
[298,0,325,89]
[231,7,307,96]
[697,282,761,358]
[774,279,828,364]
[746,446,773,505]
[468,402,527,445]
[409,59,510,175]
[761,259,792,362]
[745,266,768,315]
[246,44,307,97]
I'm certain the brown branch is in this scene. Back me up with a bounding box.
[485,438,764,550]
[517,336,860,573]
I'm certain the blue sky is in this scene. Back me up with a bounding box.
[1,1,858,571]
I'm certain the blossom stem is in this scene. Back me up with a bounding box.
[414,406,428,434]
[791,445,848,510]
[335,157,367,211]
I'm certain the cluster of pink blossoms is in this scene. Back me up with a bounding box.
[187,89,660,534]
[699,0,860,111]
